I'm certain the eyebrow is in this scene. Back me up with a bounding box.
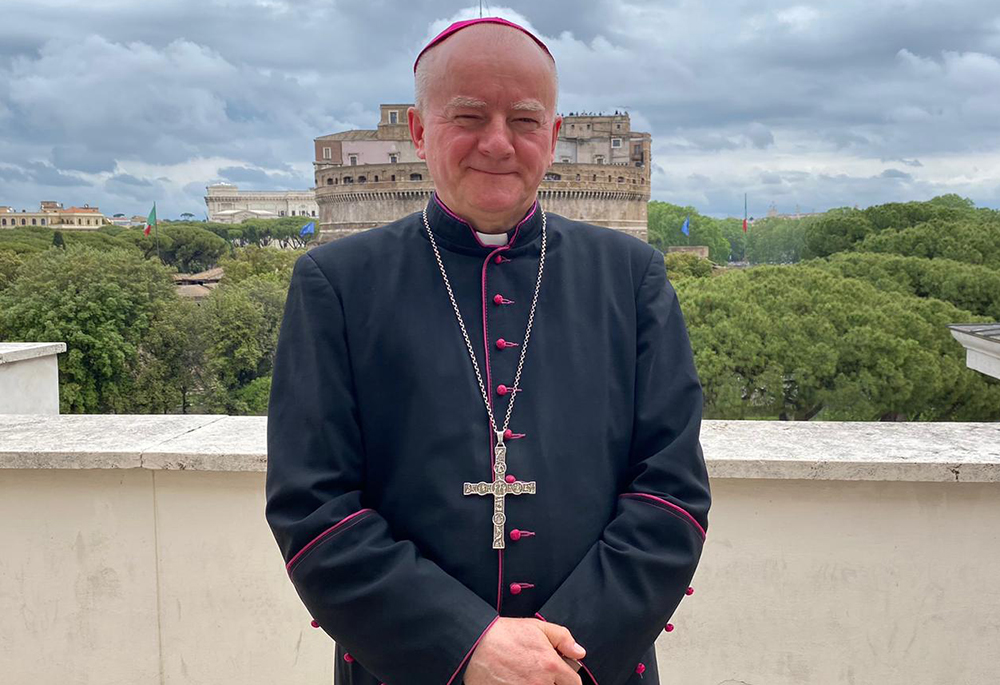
[445,96,488,109]
[510,100,545,112]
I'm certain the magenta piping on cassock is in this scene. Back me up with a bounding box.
[432,192,538,250]
[620,492,706,540]
[285,508,375,573]
[534,613,600,684]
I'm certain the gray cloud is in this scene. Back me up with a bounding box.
[0,0,998,219]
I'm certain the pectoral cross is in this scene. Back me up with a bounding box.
[464,431,536,549]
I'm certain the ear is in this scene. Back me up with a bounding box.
[549,115,563,164]
[408,107,427,160]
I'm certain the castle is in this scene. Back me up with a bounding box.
[313,104,651,242]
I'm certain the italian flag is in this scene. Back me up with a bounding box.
[143,203,157,236]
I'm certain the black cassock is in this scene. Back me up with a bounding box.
[265,192,712,685]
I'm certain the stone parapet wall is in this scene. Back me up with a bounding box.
[1,414,997,684]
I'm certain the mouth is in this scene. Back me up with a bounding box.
[473,169,516,176]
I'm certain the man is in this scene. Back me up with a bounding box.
[266,17,711,685]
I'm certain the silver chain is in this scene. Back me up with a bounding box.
[422,205,547,440]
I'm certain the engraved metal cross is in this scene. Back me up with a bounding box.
[463,431,537,549]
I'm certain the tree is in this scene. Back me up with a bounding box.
[665,252,713,280]
[647,201,730,262]
[180,212,195,220]
[674,265,1000,421]
[218,244,303,287]
[51,231,65,249]
[0,250,24,292]
[807,252,1000,319]
[198,274,287,414]
[856,216,1000,268]
[0,246,180,413]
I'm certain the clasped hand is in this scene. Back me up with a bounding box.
[463,617,586,685]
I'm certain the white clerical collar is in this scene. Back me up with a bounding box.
[476,230,508,246]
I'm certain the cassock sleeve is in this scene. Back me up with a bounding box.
[535,250,711,685]
[265,252,500,685]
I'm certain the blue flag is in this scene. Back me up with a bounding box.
[681,216,690,236]
[299,221,315,237]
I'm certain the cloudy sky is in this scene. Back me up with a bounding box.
[1,0,998,219]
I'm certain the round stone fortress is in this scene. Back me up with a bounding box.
[314,104,651,243]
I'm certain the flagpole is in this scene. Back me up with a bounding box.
[154,202,161,262]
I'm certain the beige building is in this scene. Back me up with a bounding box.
[313,104,651,242]
[204,184,318,223]
[0,202,110,230]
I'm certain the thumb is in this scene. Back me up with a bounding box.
[537,620,586,659]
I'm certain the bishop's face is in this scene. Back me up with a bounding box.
[409,35,561,231]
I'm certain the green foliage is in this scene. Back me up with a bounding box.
[665,252,713,280]
[199,217,316,250]
[0,246,179,413]
[855,215,1000,268]
[801,207,874,259]
[675,265,1000,421]
[51,231,65,249]
[218,244,304,287]
[744,215,813,264]
[160,225,230,272]
[0,226,134,257]
[198,275,287,415]
[808,252,1000,319]
[800,195,992,260]
[647,201,730,263]
[0,249,24,292]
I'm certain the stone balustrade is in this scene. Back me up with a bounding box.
[1,415,997,684]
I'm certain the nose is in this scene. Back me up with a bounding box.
[477,114,515,160]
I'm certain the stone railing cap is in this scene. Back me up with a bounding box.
[0,342,67,365]
[1,415,998,482]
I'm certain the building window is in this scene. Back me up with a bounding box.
[344,176,353,184]
[587,124,591,129]
[358,176,367,183]
[1,219,6,226]
[291,210,296,216]
[327,177,333,185]
[312,210,316,217]
[617,176,624,183]
[391,174,396,182]
[389,110,399,124]
[560,157,571,163]
[323,147,332,159]
[389,153,399,164]
[576,174,581,181]
[612,138,622,148]
[349,155,358,166]
[616,124,621,130]
[374,175,379,182]
[21,218,26,225]
[32,218,37,225]
[279,211,285,216]
[634,144,642,154]
[592,175,597,181]
[595,155,605,164]
[410,173,422,181]
[544,172,561,181]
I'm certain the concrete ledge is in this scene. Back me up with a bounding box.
[0,342,66,364]
[1,414,997,481]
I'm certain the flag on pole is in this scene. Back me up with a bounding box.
[681,216,690,236]
[299,221,316,238]
[143,203,157,236]
[742,193,748,233]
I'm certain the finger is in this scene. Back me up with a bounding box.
[537,621,586,659]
